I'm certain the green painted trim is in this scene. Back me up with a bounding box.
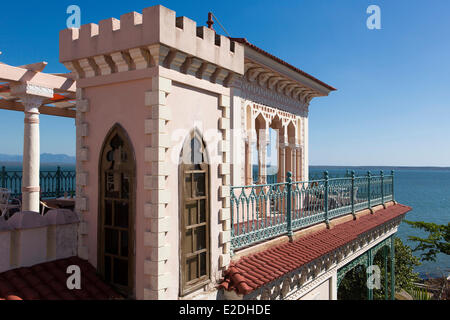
[231,172,394,252]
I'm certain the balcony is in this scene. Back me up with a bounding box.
[1,166,76,217]
[230,171,394,252]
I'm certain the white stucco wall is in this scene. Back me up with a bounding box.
[299,278,331,300]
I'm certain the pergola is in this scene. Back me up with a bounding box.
[0,57,76,212]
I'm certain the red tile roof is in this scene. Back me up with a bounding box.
[0,256,123,300]
[219,203,411,296]
[230,37,337,92]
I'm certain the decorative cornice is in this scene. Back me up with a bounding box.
[60,6,244,85]
[235,76,309,117]
[231,59,325,117]
[64,43,241,87]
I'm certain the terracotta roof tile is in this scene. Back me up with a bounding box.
[0,256,123,300]
[219,203,411,296]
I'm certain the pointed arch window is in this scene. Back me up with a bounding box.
[98,124,135,297]
[179,131,210,296]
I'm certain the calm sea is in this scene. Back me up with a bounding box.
[2,163,449,278]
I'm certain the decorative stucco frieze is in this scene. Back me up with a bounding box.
[234,77,309,118]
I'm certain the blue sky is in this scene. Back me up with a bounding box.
[0,0,449,166]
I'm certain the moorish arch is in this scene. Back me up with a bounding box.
[337,236,395,300]
[254,113,267,183]
[370,238,393,300]
[269,115,283,182]
[285,122,296,181]
[243,103,304,185]
[296,117,303,181]
[245,104,255,184]
[178,130,211,296]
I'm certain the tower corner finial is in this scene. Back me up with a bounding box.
[207,12,214,29]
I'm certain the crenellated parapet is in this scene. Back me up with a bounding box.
[59,5,244,84]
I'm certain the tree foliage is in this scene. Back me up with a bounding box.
[389,237,421,293]
[404,220,450,262]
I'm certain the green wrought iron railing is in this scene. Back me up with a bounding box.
[230,170,395,252]
[0,166,76,199]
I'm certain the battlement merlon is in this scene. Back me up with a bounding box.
[59,5,244,77]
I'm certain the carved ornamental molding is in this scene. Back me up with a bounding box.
[235,76,310,118]
[232,59,330,118]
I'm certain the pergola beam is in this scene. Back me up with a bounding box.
[0,60,77,212]
[0,63,76,92]
[0,99,75,118]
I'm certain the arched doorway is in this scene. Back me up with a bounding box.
[179,130,210,296]
[371,244,392,300]
[337,237,395,300]
[268,115,282,184]
[338,264,367,300]
[254,113,266,184]
[337,251,369,300]
[98,124,135,297]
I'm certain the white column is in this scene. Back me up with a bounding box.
[21,97,44,212]
[11,84,53,212]
[231,92,243,186]
[330,271,338,300]
[258,130,268,184]
[279,144,286,182]
[285,144,292,177]
[303,117,309,182]
[292,148,297,182]
[245,139,254,185]
[296,146,301,181]
[288,138,296,177]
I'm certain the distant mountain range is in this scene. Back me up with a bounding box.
[0,153,76,164]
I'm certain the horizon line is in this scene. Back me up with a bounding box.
[0,160,449,169]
